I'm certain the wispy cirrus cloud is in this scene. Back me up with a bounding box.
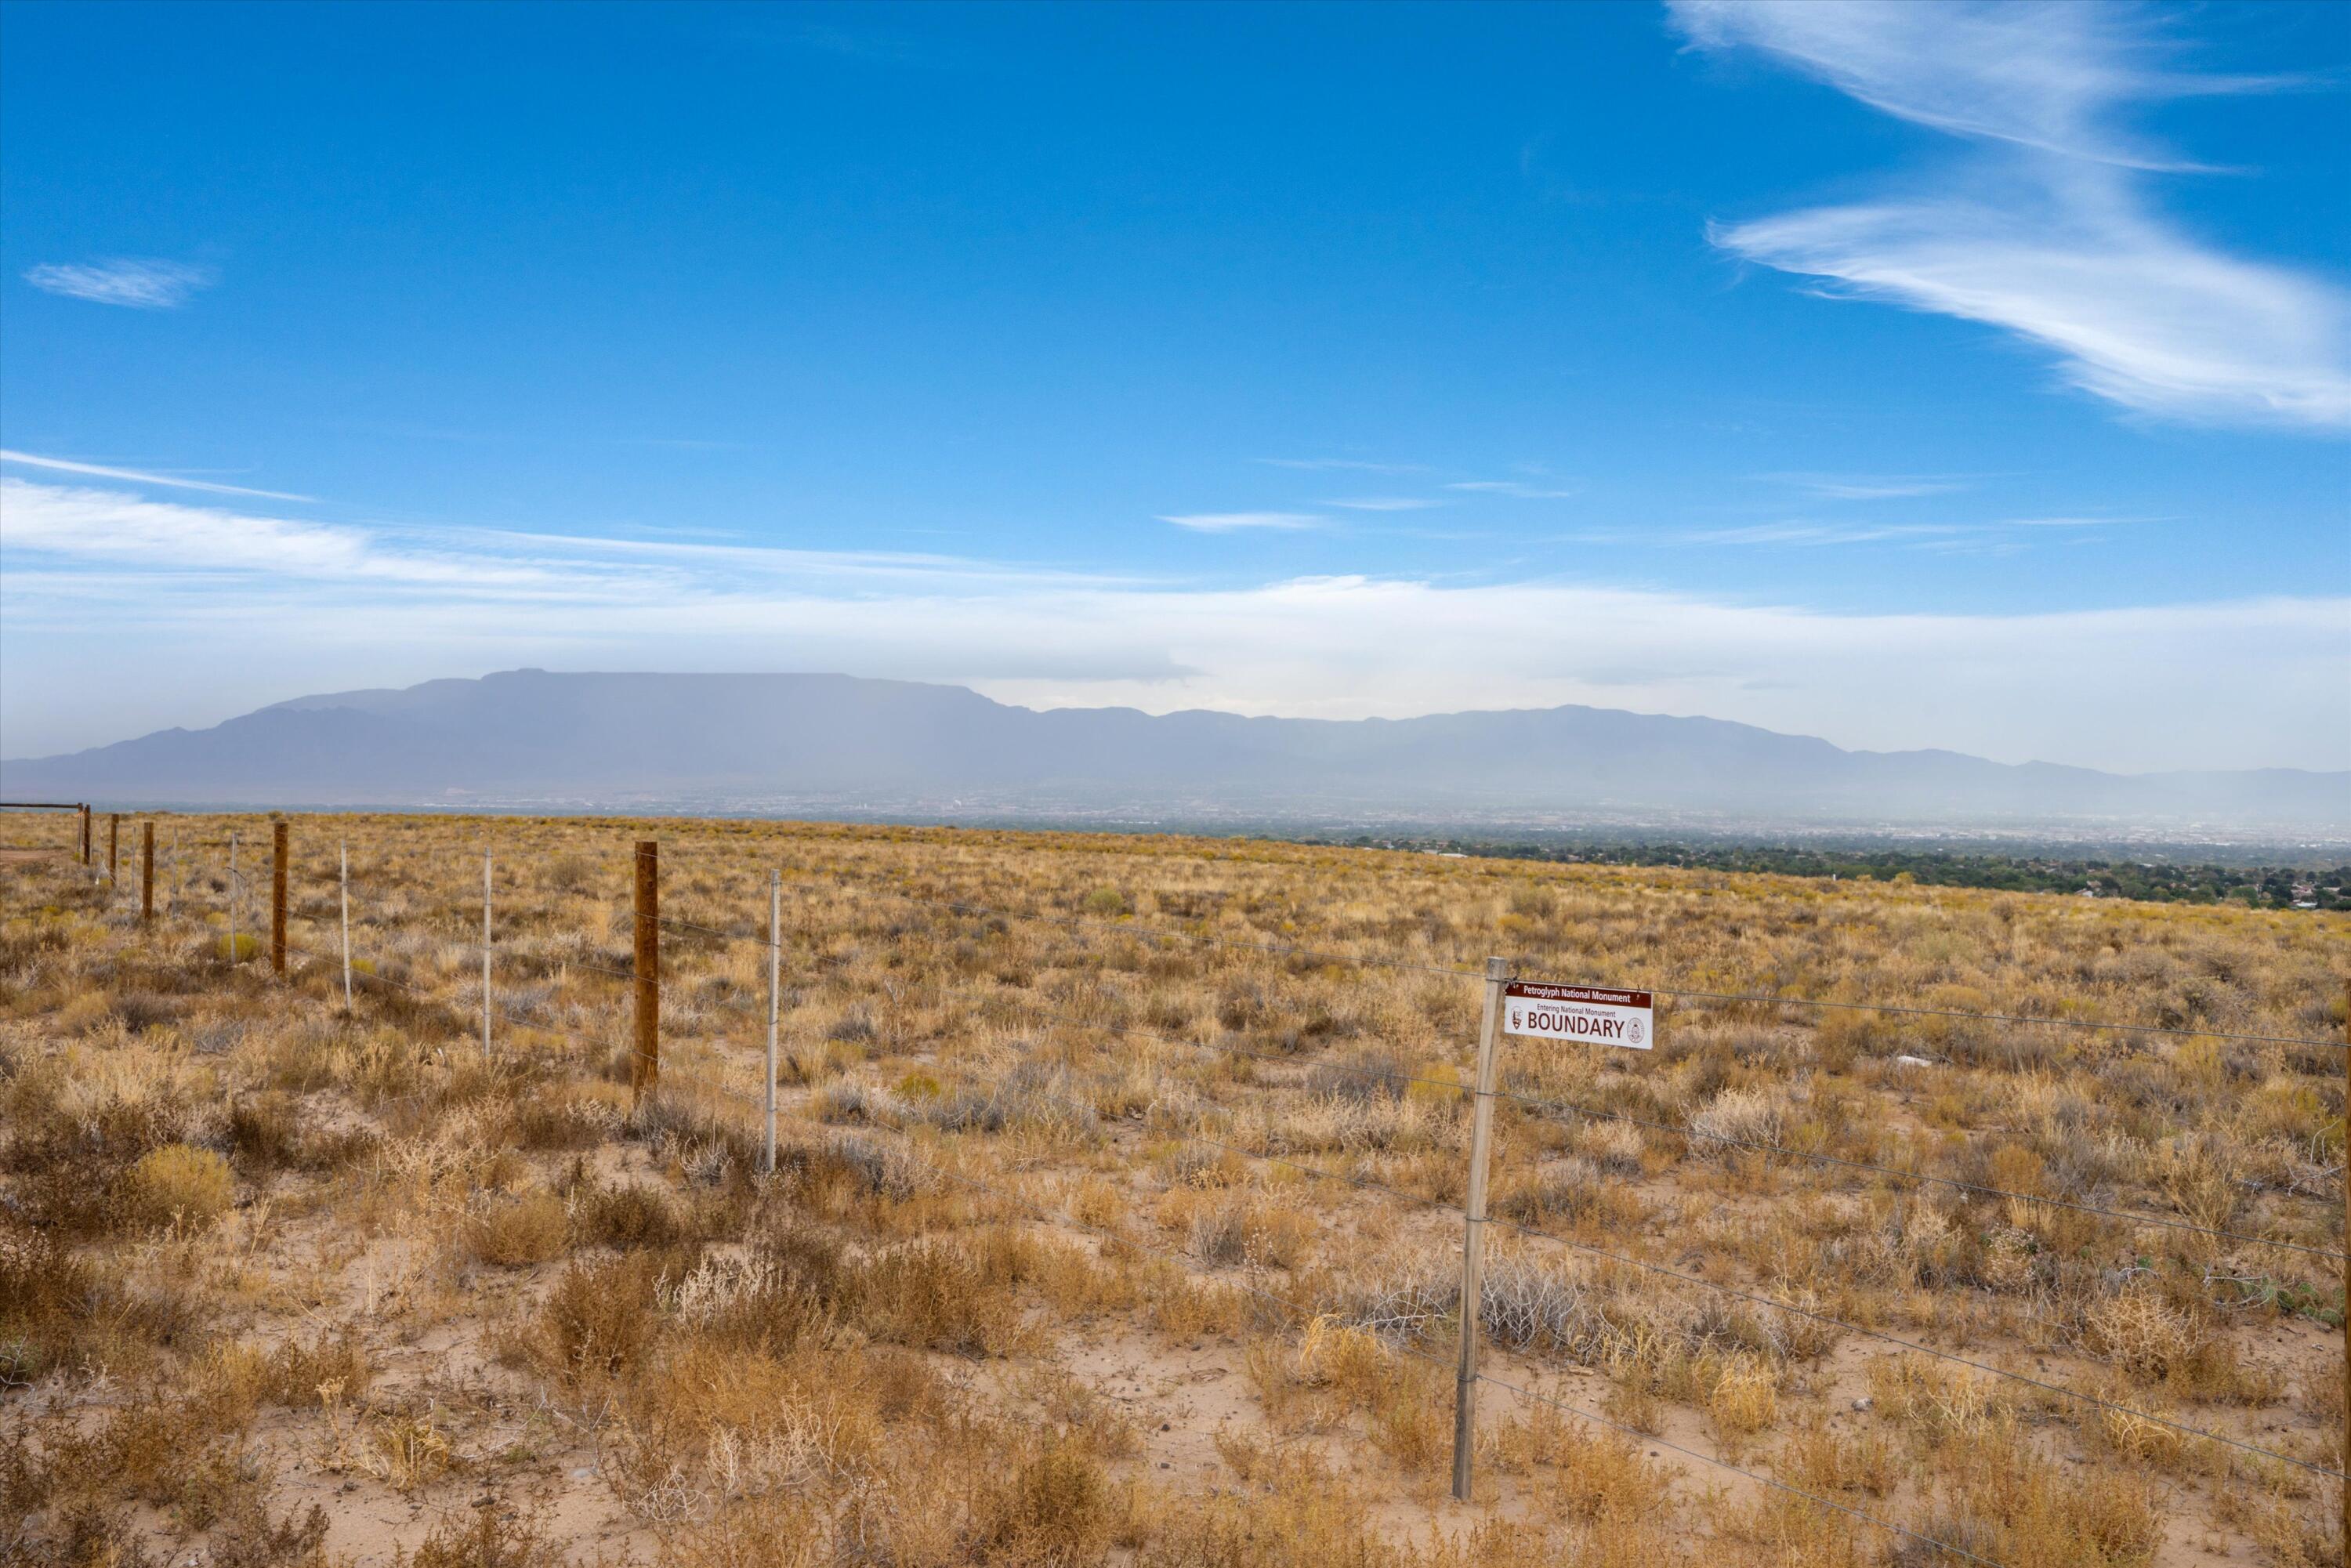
[0,478,1115,595]
[22,257,216,309]
[1687,513,2150,550]
[1762,472,1971,502]
[1320,496,1444,512]
[1446,480,1578,499]
[1157,511,1327,533]
[1254,457,1429,474]
[1689,520,1968,547]
[1,450,313,502]
[1672,1,2351,430]
[2,478,2341,771]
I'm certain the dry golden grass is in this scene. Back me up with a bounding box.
[0,809,2343,1566]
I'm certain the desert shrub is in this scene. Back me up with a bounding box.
[976,1432,1113,1558]
[1302,1051,1409,1103]
[1686,1087,1784,1154]
[1479,1257,1603,1359]
[574,1181,683,1250]
[811,1081,880,1124]
[208,1494,332,1568]
[1189,1201,1248,1266]
[12,1501,161,1568]
[514,1088,620,1150]
[2,1071,199,1236]
[0,1223,100,1382]
[259,1328,372,1406]
[465,1190,571,1267]
[849,1239,1022,1356]
[113,991,187,1034]
[1705,1353,1780,1445]
[824,1006,876,1045]
[522,1251,685,1382]
[226,1092,317,1171]
[400,1497,562,1568]
[1574,1119,1649,1176]
[121,1143,234,1230]
[1493,1157,1645,1231]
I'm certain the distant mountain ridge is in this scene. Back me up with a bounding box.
[3,669,2343,831]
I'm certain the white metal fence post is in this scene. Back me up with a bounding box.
[339,842,353,1012]
[765,868,781,1175]
[481,850,494,1057]
[1451,954,1509,1502]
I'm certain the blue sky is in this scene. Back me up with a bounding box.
[2,0,2346,772]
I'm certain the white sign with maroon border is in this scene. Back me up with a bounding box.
[1502,982,1654,1049]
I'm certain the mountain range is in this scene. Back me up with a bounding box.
[2,669,2343,833]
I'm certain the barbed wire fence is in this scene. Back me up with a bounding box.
[19,813,2350,1564]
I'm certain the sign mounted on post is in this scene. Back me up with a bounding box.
[1503,981,1654,1049]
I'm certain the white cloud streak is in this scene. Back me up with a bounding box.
[22,258,217,309]
[1320,497,1444,512]
[1255,458,1429,474]
[2,478,2342,773]
[1446,480,1578,499]
[1157,511,1327,533]
[1684,514,2146,549]
[1672,0,2351,429]
[1763,473,1970,501]
[1,450,314,502]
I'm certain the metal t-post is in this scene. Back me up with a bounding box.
[481,851,494,1057]
[227,831,240,964]
[1451,954,1509,1502]
[765,868,781,1175]
[339,843,353,1012]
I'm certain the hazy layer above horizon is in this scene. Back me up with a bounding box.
[5,670,2342,838]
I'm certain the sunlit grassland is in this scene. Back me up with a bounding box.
[2,812,2345,1566]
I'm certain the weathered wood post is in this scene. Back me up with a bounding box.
[632,841,659,1099]
[270,820,288,976]
[1451,955,1509,1502]
[107,813,119,885]
[79,805,90,865]
[140,822,154,922]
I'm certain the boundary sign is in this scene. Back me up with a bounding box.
[1502,981,1654,1049]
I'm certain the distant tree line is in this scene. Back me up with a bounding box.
[1326,837,2351,912]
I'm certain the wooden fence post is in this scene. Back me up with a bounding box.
[107,813,119,885]
[270,820,288,976]
[633,841,659,1099]
[141,822,154,922]
[79,805,90,865]
[1451,954,1509,1502]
